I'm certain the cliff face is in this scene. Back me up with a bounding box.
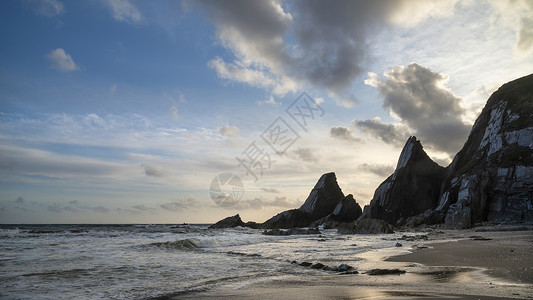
[441,74,533,228]
[362,136,446,225]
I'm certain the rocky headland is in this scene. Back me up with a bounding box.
[212,73,533,232]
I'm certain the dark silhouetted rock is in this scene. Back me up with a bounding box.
[209,214,245,229]
[261,209,311,229]
[262,227,321,236]
[299,172,345,220]
[311,263,326,269]
[299,262,312,267]
[362,136,446,225]
[337,222,356,234]
[353,219,394,234]
[243,221,260,229]
[330,194,363,222]
[309,215,339,229]
[335,264,354,272]
[262,172,349,228]
[366,269,406,275]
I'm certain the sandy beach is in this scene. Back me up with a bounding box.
[175,226,533,300]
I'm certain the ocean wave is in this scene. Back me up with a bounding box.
[147,238,200,250]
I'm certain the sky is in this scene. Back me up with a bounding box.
[0,0,532,224]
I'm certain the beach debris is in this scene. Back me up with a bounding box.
[366,269,406,276]
[395,242,403,247]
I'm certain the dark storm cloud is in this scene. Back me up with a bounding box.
[196,0,441,106]
[364,63,471,154]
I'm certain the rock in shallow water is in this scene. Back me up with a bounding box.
[366,269,406,275]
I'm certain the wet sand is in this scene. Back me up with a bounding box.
[174,227,533,299]
[387,229,533,285]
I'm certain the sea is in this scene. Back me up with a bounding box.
[0,224,410,299]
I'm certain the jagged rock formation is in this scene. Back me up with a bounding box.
[310,194,363,228]
[361,136,446,225]
[262,172,356,229]
[440,73,533,228]
[331,194,363,222]
[299,172,345,220]
[209,214,245,229]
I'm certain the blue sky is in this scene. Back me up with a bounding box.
[1,0,532,223]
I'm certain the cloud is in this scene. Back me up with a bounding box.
[358,163,395,177]
[132,204,156,211]
[101,0,142,23]
[363,64,471,155]
[23,0,64,17]
[46,48,78,72]
[257,95,281,106]
[160,195,199,211]
[354,117,409,147]
[488,0,533,55]
[260,187,280,194]
[292,147,319,163]
[91,205,110,213]
[142,164,167,177]
[218,124,240,137]
[197,0,459,106]
[232,196,301,210]
[46,202,109,213]
[330,126,360,142]
[0,144,128,178]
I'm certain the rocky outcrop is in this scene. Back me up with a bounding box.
[337,219,394,234]
[331,194,363,222]
[209,214,245,229]
[441,74,533,228]
[261,209,311,229]
[361,136,446,225]
[299,172,345,220]
[262,172,350,229]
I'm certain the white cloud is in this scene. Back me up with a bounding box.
[488,0,533,56]
[46,48,78,72]
[217,124,240,138]
[24,0,64,17]
[101,0,142,23]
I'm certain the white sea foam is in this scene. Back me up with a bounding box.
[0,225,406,299]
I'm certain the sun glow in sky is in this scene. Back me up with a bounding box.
[1,0,532,223]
